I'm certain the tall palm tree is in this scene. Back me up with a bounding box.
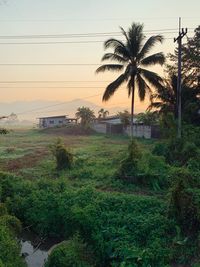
[96,22,165,137]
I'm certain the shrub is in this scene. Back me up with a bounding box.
[118,139,141,181]
[45,235,94,267]
[169,168,200,235]
[50,139,73,170]
[118,139,169,190]
[153,138,200,167]
[0,215,22,235]
[0,128,9,135]
[152,142,168,157]
[0,204,7,217]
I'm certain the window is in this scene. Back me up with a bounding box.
[49,120,54,124]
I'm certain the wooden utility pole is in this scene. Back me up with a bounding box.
[174,17,187,138]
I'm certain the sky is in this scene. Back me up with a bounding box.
[0,0,199,118]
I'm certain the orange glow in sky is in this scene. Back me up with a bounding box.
[0,0,199,117]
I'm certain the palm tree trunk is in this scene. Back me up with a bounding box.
[131,86,135,139]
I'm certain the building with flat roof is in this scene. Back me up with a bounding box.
[38,115,77,128]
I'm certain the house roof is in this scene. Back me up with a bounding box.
[102,117,138,125]
[38,115,67,119]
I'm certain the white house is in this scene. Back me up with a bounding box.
[38,115,77,128]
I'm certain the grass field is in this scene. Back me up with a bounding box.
[0,127,157,194]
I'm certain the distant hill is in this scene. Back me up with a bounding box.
[0,99,131,122]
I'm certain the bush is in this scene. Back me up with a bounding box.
[153,138,200,167]
[50,139,73,170]
[0,215,22,235]
[118,139,141,180]
[0,128,9,135]
[169,168,200,235]
[0,204,7,217]
[117,139,169,190]
[45,235,94,267]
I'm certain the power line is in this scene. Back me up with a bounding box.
[0,63,100,66]
[0,29,192,39]
[0,38,177,45]
[0,80,112,83]
[0,17,198,22]
[0,86,108,88]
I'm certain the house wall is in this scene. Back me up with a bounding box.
[125,125,151,139]
[92,123,160,139]
[92,123,107,134]
[106,124,123,135]
[39,117,66,128]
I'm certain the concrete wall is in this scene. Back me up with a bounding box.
[125,125,151,139]
[92,123,107,134]
[92,123,159,139]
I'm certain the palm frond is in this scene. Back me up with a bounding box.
[141,52,165,66]
[104,38,126,50]
[138,35,164,61]
[147,101,163,111]
[120,26,132,50]
[103,74,127,101]
[104,38,131,60]
[96,64,124,74]
[135,74,151,101]
[101,53,127,63]
[127,23,145,58]
[139,68,164,90]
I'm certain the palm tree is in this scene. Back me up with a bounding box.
[75,106,96,128]
[148,75,200,125]
[147,75,177,117]
[96,22,165,137]
[98,108,109,119]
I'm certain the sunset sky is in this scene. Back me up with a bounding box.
[0,0,199,118]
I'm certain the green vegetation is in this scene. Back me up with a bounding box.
[45,235,94,267]
[75,106,96,130]
[50,138,74,170]
[0,124,199,266]
[0,203,25,267]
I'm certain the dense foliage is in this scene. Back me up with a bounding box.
[76,107,96,129]
[45,235,94,267]
[0,203,25,267]
[118,139,169,190]
[0,171,177,267]
[0,124,200,266]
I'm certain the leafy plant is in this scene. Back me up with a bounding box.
[45,235,94,267]
[50,138,73,170]
[0,128,9,135]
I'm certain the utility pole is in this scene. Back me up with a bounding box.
[174,17,187,138]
